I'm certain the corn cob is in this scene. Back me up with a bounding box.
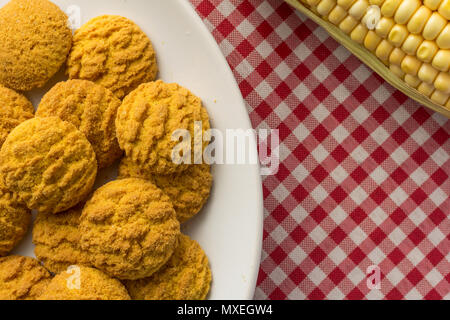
[292,0,450,113]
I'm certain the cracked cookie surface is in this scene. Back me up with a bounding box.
[0,0,72,91]
[125,234,211,300]
[116,80,211,175]
[67,15,157,99]
[0,117,97,214]
[119,158,213,223]
[0,255,51,300]
[0,186,31,256]
[39,266,130,300]
[80,178,180,280]
[33,204,90,274]
[0,85,34,150]
[37,80,123,168]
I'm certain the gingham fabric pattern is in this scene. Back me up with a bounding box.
[189,0,450,300]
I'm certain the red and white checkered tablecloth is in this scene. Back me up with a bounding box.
[189,0,450,300]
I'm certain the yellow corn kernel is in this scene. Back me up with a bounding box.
[339,15,359,34]
[362,5,381,30]
[401,55,422,76]
[317,0,337,16]
[423,12,447,40]
[376,40,394,62]
[389,47,406,65]
[329,6,348,25]
[381,0,401,18]
[337,0,357,10]
[434,72,450,93]
[404,74,421,88]
[408,6,432,35]
[389,24,409,47]
[431,90,449,104]
[395,0,421,25]
[417,41,439,63]
[376,17,395,38]
[446,98,450,109]
[402,34,423,55]
[349,0,369,20]
[369,0,385,5]
[390,64,405,78]
[438,0,450,20]
[418,63,439,83]
[351,24,368,44]
[417,82,435,96]
[436,24,450,49]
[364,30,382,51]
[424,0,443,11]
[432,50,450,71]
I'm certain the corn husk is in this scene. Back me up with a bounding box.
[285,0,450,119]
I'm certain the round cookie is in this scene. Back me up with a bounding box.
[37,80,123,168]
[67,15,158,99]
[0,0,72,91]
[79,178,180,280]
[0,117,97,214]
[116,81,211,175]
[33,204,90,274]
[39,266,130,300]
[0,185,31,256]
[0,255,52,300]
[125,234,211,300]
[0,85,34,149]
[119,157,213,223]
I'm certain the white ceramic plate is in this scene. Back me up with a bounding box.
[9,0,263,300]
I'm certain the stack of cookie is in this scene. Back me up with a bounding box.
[0,0,213,300]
